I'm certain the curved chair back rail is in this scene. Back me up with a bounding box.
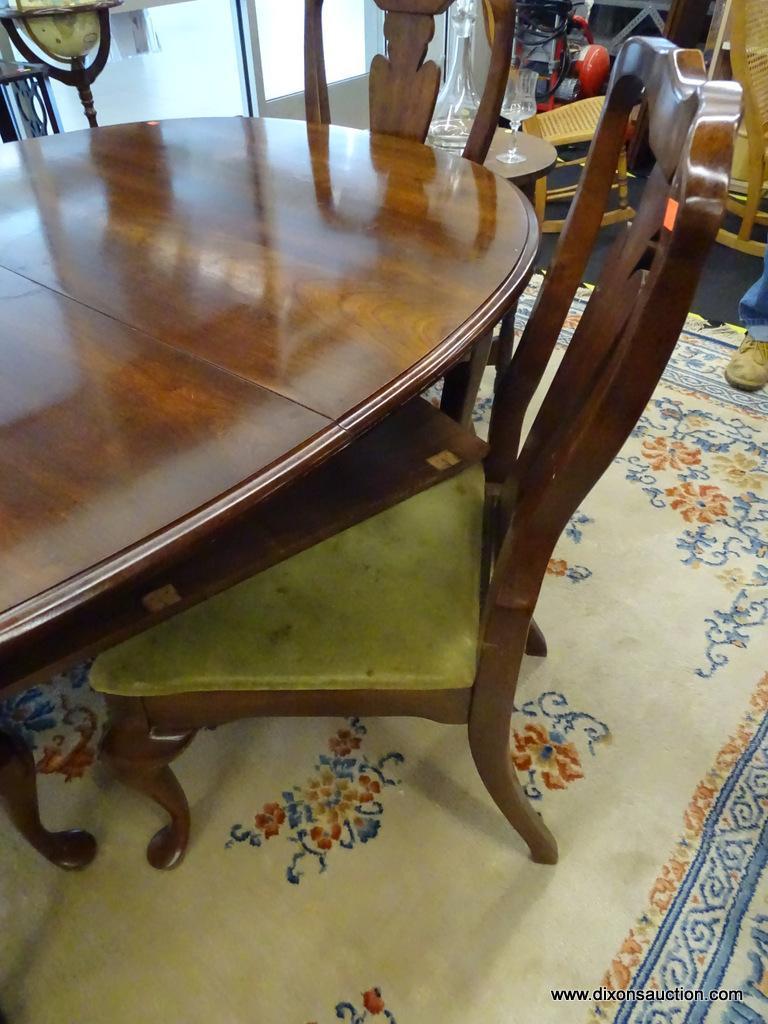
[304,0,516,165]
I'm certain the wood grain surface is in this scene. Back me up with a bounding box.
[0,116,536,642]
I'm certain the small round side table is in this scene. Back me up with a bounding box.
[484,126,558,199]
[484,127,558,375]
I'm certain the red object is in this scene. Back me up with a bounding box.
[574,44,610,98]
[570,13,594,44]
[532,14,609,112]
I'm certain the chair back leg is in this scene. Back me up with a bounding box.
[468,611,558,865]
[617,144,630,210]
[717,143,768,257]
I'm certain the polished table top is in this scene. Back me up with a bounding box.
[0,116,537,641]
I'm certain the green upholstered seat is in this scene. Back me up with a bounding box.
[90,465,485,697]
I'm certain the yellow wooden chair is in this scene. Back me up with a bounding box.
[718,0,768,258]
[481,0,633,235]
[524,96,634,233]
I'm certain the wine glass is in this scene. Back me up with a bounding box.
[496,68,538,165]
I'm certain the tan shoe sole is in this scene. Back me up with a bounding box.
[724,367,767,391]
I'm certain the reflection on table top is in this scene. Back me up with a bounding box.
[0,116,537,624]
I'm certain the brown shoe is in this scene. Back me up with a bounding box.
[725,334,768,392]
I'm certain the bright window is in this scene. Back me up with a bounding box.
[255,0,366,101]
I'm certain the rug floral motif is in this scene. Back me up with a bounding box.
[620,396,767,678]
[0,663,100,782]
[306,988,396,1024]
[223,698,610,885]
[226,718,405,884]
[511,690,610,801]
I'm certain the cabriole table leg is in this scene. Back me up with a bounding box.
[0,724,96,869]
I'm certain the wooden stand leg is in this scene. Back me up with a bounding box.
[72,59,98,128]
[0,725,96,869]
[76,82,98,128]
[617,145,630,211]
[101,697,195,870]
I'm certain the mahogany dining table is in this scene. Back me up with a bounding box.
[0,115,539,868]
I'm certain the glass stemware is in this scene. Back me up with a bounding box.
[496,67,538,165]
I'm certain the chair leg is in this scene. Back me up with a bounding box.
[0,724,96,869]
[100,697,196,869]
[534,176,547,224]
[525,618,547,657]
[440,329,494,427]
[495,304,518,389]
[468,632,558,865]
[617,144,630,211]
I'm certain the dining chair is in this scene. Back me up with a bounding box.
[306,0,518,427]
[716,0,768,258]
[91,36,741,871]
[305,0,514,161]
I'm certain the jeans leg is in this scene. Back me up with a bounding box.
[739,246,768,341]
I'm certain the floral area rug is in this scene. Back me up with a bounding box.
[1,278,766,1024]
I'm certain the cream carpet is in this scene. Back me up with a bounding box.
[1,279,767,1024]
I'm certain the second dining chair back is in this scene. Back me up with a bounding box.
[304,0,517,424]
[304,0,516,165]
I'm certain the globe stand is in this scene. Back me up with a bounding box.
[0,1,121,127]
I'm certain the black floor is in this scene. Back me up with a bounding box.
[536,171,763,328]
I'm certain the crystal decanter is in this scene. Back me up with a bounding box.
[428,0,481,152]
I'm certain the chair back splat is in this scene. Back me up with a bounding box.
[479,38,741,711]
[304,0,516,163]
[305,0,516,426]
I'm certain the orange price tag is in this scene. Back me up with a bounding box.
[663,198,680,232]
